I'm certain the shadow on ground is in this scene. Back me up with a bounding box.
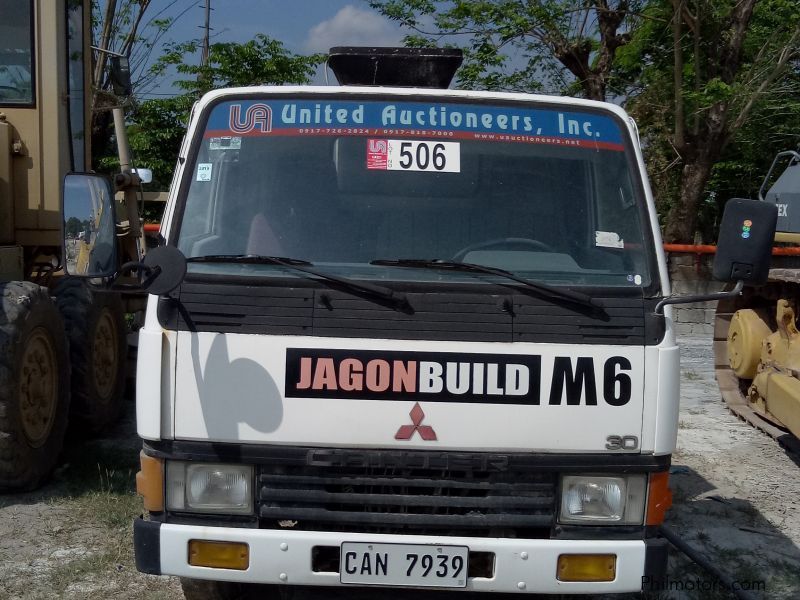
[0,396,141,511]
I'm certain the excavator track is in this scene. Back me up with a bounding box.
[713,276,800,456]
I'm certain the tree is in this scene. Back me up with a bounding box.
[91,0,193,168]
[151,34,323,96]
[621,0,800,241]
[370,0,641,99]
[124,36,323,192]
[372,0,800,242]
[65,217,86,238]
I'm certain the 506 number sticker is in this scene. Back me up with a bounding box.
[367,139,461,173]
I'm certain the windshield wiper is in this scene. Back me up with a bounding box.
[370,258,599,311]
[188,255,410,312]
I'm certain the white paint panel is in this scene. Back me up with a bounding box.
[173,333,645,452]
[157,524,647,593]
[160,330,177,439]
[654,345,680,454]
[136,325,163,440]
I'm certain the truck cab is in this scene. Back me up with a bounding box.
[133,49,677,596]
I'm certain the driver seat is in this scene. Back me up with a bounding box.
[246,213,284,256]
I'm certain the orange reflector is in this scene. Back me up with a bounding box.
[557,554,616,582]
[188,540,249,570]
[135,451,164,512]
[646,471,672,525]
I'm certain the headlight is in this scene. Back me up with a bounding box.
[559,474,646,525]
[166,462,254,515]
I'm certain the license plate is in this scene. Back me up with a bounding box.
[340,542,468,588]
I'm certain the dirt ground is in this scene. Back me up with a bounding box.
[0,334,798,599]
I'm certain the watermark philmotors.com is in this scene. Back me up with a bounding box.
[642,576,766,593]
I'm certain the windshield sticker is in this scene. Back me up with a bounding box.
[626,274,643,286]
[209,136,242,151]
[595,230,624,248]
[196,163,213,182]
[367,139,460,172]
[204,100,625,151]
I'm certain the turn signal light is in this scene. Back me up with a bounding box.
[188,540,249,570]
[557,554,616,582]
[135,451,164,512]
[646,472,672,525]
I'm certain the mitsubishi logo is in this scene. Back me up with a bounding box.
[394,403,437,441]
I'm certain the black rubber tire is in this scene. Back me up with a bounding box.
[53,278,127,433]
[181,579,295,600]
[0,281,70,491]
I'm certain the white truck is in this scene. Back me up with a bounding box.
[62,48,776,598]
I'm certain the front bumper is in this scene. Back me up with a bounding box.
[135,518,667,594]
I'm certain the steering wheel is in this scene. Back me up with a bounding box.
[452,237,555,262]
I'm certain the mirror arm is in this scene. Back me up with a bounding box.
[655,280,744,314]
[107,261,161,292]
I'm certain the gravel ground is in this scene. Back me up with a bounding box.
[663,335,800,599]
[0,335,798,599]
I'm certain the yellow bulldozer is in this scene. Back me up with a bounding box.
[716,149,800,451]
[0,0,145,490]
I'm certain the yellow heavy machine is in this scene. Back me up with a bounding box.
[0,0,143,490]
[716,149,800,451]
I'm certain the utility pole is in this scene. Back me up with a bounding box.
[201,0,211,67]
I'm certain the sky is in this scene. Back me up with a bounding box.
[138,0,410,96]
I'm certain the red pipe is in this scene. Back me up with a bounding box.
[663,244,717,254]
[663,244,800,255]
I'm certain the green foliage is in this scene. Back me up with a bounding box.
[95,35,323,207]
[702,85,800,238]
[152,35,323,96]
[372,0,800,241]
[126,94,194,192]
[65,217,88,238]
[369,0,640,98]
[624,0,800,240]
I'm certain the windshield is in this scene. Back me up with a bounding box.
[177,96,653,289]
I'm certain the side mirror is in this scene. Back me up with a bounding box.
[713,198,777,285]
[132,168,153,184]
[110,55,132,97]
[656,197,777,314]
[62,173,118,278]
[141,246,187,295]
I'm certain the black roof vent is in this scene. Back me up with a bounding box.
[328,47,463,89]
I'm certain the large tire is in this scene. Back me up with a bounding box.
[54,278,127,433]
[0,282,70,491]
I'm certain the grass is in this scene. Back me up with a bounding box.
[43,447,142,596]
[0,426,180,600]
[69,464,142,530]
[54,442,138,496]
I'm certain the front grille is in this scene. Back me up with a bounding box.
[257,462,557,537]
[163,282,652,345]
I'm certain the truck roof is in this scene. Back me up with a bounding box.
[196,85,634,124]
